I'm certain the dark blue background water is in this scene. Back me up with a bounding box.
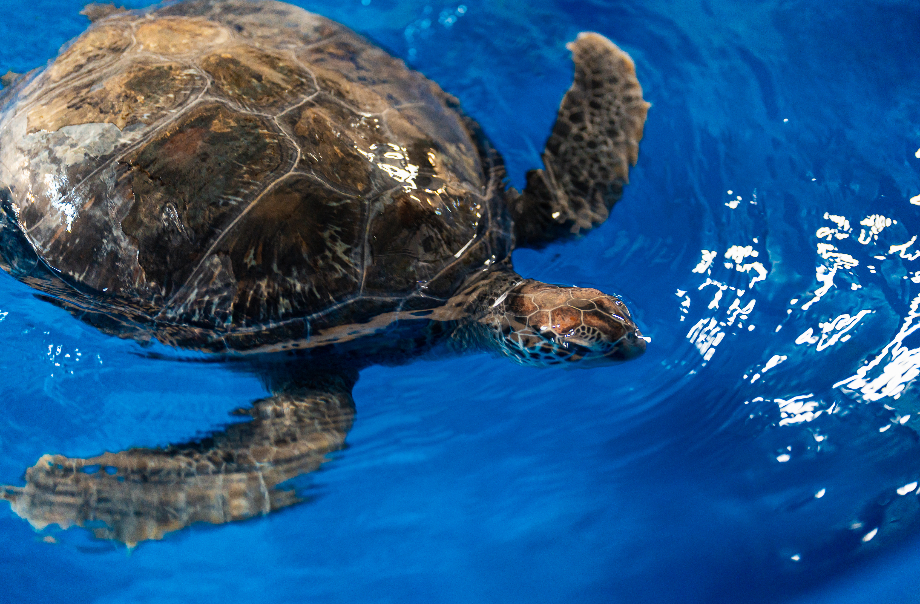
[1,0,920,602]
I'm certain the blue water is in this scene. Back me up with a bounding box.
[1,0,919,602]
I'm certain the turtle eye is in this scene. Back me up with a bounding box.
[595,295,630,318]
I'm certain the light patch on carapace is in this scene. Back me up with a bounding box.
[43,23,133,83]
[135,18,231,55]
[27,62,205,132]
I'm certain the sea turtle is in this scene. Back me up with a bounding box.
[0,0,649,544]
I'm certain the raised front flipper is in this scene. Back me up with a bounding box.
[1,372,355,546]
[509,33,650,248]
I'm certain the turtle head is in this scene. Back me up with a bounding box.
[488,280,646,366]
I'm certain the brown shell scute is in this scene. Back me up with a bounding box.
[134,18,231,54]
[43,23,132,83]
[281,99,382,196]
[28,61,206,133]
[215,174,364,325]
[200,46,318,111]
[121,102,290,297]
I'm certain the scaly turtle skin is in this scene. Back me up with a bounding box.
[0,0,649,544]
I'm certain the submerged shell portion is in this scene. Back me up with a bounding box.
[0,0,510,352]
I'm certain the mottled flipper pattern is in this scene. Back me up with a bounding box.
[1,372,355,545]
[509,33,649,247]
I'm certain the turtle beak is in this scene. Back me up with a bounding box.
[558,324,646,365]
[611,329,647,361]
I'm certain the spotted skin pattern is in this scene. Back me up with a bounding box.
[0,0,649,544]
[490,280,645,365]
[509,33,650,248]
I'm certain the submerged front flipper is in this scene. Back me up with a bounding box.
[509,33,649,248]
[1,371,355,545]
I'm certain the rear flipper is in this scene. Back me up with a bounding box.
[509,33,649,248]
[1,372,355,546]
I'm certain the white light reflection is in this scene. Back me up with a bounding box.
[686,294,755,363]
[799,211,910,313]
[800,213,862,310]
[889,237,920,260]
[814,244,859,268]
[676,289,690,322]
[692,250,716,273]
[683,242,762,363]
[687,318,723,362]
[356,143,419,191]
[764,354,787,370]
[747,354,786,383]
[43,173,77,232]
[816,215,850,240]
[835,292,920,401]
[724,245,767,287]
[44,344,84,377]
[794,310,873,351]
[724,189,760,210]
[699,277,728,310]
[453,237,474,259]
[858,215,894,244]
[897,482,918,496]
[776,394,822,426]
[800,266,834,312]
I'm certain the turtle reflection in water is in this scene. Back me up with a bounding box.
[0,0,649,544]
